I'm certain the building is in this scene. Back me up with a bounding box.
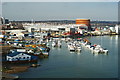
[65,27,75,32]
[115,25,120,34]
[6,49,38,62]
[5,19,9,24]
[109,27,116,32]
[76,19,91,30]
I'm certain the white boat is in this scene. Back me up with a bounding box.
[42,51,49,56]
[68,46,75,51]
[76,46,81,52]
[34,52,40,55]
[67,44,71,48]
[81,42,86,46]
[93,45,101,53]
[96,45,108,53]
[93,48,100,53]
[27,49,34,53]
[85,45,91,48]
[93,45,108,53]
[102,49,108,53]
[46,43,50,47]
[18,44,23,47]
[14,43,18,46]
[100,48,108,53]
[89,46,95,50]
[52,42,56,47]
[58,41,62,47]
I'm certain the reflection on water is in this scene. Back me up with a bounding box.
[93,52,108,57]
[16,36,118,78]
[104,53,109,55]
[93,52,99,57]
[115,35,118,45]
[69,52,75,54]
[76,52,81,55]
[70,51,81,55]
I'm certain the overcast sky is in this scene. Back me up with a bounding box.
[2,2,118,21]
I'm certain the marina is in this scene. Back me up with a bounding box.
[15,35,118,78]
[1,21,119,79]
[1,2,119,79]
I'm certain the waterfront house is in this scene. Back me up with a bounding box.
[6,50,38,62]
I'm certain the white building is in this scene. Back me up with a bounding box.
[7,52,31,61]
[109,27,116,32]
[6,49,38,62]
[115,25,120,34]
[23,23,89,33]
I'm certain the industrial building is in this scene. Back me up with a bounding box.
[76,19,91,31]
[115,25,120,34]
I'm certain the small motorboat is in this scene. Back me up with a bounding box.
[27,49,34,53]
[52,42,56,47]
[58,41,62,48]
[100,48,108,53]
[103,49,108,53]
[85,45,91,49]
[90,46,95,50]
[31,64,40,67]
[93,48,100,53]
[42,51,49,56]
[69,46,75,51]
[76,46,82,52]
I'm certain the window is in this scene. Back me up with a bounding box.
[8,58,10,60]
[16,58,19,61]
[12,58,15,61]
[27,57,30,60]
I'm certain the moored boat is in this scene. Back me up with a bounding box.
[76,46,82,52]
[52,42,56,47]
[68,45,75,51]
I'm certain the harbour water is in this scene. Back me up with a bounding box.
[16,35,118,78]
